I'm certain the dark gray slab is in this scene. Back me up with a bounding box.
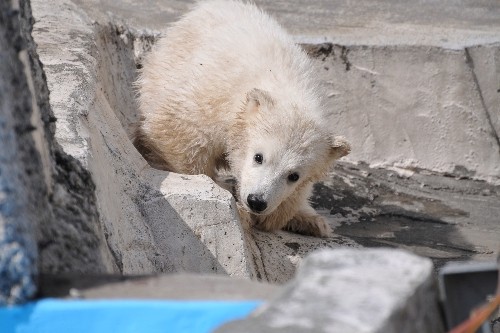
[314,162,500,269]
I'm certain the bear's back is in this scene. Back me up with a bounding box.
[141,1,315,111]
[138,0,324,138]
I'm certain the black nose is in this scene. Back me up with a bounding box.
[247,194,267,213]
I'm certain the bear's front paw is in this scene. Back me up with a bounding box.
[284,214,332,238]
[312,216,333,237]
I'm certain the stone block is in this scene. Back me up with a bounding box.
[217,248,445,333]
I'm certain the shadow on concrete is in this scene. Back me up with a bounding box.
[91,23,229,276]
[17,0,118,275]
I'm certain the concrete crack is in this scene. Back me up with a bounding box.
[464,47,500,157]
[248,233,269,281]
[340,45,351,71]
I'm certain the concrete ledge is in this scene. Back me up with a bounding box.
[39,273,280,301]
[71,0,500,49]
[217,249,445,333]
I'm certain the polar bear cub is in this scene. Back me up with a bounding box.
[134,0,350,237]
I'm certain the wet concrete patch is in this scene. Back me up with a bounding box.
[312,162,500,269]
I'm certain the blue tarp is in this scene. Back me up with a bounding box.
[0,299,261,333]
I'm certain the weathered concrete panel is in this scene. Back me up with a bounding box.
[305,44,500,182]
[466,45,500,156]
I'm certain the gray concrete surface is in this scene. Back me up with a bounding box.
[314,162,500,269]
[305,43,500,184]
[217,249,444,333]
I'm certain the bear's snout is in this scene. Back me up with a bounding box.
[247,194,267,213]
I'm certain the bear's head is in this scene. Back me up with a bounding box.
[229,88,350,216]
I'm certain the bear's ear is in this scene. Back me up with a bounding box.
[329,136,351,160]
[245,88,275,113]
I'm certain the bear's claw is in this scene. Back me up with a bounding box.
[283,214,332,238]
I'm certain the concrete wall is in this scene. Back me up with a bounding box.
[306,43,500,182]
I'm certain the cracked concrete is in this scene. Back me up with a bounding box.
[466,47,500,152]
[465,46,500,156]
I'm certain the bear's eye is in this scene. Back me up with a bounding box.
[288,172,300,182]
[254,154,263,164]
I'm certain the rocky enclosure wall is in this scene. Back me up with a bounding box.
[0,0,44,304]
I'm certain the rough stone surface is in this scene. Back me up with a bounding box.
[249,229,359,284]
[313,162,500,269]
[19,0,116,275]
[217,249,445,333]
[0,0,47,304]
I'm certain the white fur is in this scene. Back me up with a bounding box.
[135,0,350,237]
